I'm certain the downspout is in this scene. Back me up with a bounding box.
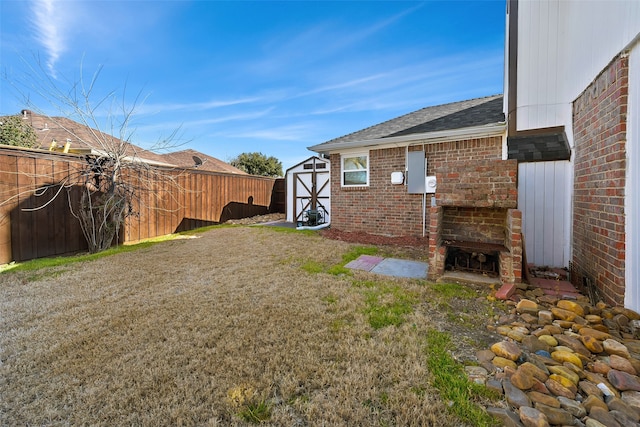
[422,192,426,237]
[507,0,519,137]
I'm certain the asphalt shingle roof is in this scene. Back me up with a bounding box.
[4,111,243,173]
[387,96,505,137]
[19,111,171,165]
[507,130,571,162]
[311,94,504,151]
[159,149,247,174]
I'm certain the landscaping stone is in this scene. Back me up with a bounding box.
[464,366,488,385]
[581,335,604,353]
[610,409,638,425]
[537,335,557,347]
[622,390,640,410]
[517,299,539,315]
[610,354,637,375]
[584,418,607,427]
[538,310,554,325]
[504,379,532,408]
[486,407,525,427]
[607,396,640,421]
[589,406,623,427]
[533,402,574,425]
[557,396,587,417]
[557,300,585,316]
[608,369,640,391]
[547,365,579,384]
[583,395,608,413]
[522,335,549,353]
[471,282,640,426]
[551,350,583,369]
[579,380,603,398]
[604,339,631,358]
[528,391,561,408]
[518,406,549,427]
[492,341,522,361]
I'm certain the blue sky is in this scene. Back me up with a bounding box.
[1,1,506,169]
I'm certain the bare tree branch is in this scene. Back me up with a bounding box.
[2,58,189,253]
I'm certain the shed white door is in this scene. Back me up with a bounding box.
[293,169,330,224]
[518,161,572,268]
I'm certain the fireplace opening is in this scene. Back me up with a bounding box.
[445,246,500,277]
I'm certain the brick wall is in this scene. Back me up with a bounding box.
[428,206,445,280]
[441,207,508,245]
[329,137,504,238]
[572,53,628,305]
[504,208,523,283]
[425,137,503,174]
[330,148,423,236]
[435,159,518,208]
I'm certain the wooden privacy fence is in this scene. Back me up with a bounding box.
[0,146,285,264]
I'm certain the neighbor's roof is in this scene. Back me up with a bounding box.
[7,110,241,172]
[309,95,505,153]
[159,149,247,174]
[18,110,173,165]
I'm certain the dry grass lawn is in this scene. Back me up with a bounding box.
[1,226,502,426]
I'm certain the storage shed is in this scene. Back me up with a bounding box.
[285,156,330,226]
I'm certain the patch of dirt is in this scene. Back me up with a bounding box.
[320,229,430,261]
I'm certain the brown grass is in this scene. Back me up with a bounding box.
[1,226,498,426]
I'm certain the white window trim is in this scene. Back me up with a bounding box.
[341,151,369,187]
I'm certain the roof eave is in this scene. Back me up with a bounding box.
[308,122,507,155]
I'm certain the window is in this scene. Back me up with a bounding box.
[341,153,369,186]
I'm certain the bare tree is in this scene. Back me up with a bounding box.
[3,59,185,253]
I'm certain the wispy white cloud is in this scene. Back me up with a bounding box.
[296,73,388,98]
[325,3,424,53]
[224,124,316,142]
[29,0,67,76]
[136,96,263,116]
[134,108,275,133]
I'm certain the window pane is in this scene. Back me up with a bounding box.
[344,171,367,185]
[344,156,367,170]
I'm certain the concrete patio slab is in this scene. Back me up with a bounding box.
[344,255,385,272]
[439,271,501,286]
[370,258,428,279]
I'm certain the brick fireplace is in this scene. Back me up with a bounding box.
[428,159,522,286]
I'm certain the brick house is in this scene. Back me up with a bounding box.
[309,95,523,286]
[504,0,639,307]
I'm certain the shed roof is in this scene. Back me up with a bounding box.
[309,95,504,153]
[285,156,329,174]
